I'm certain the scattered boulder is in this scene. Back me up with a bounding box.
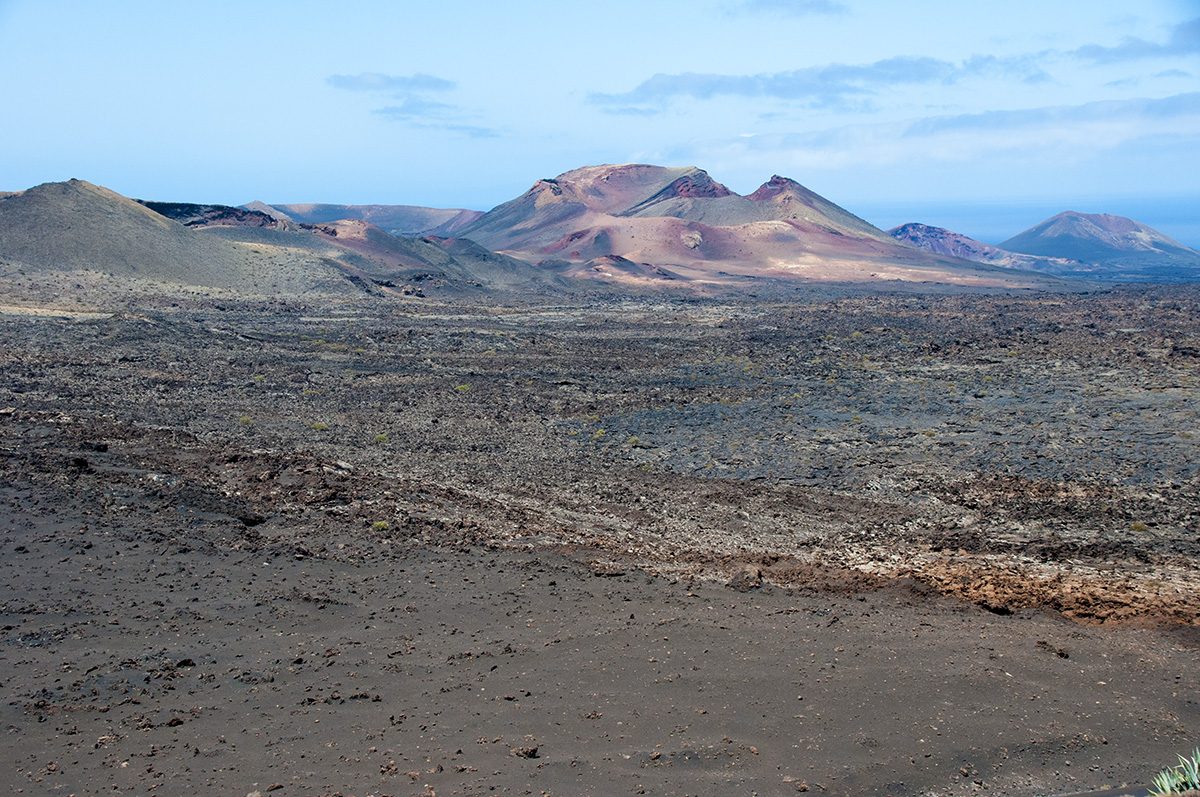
[727,564,763,592]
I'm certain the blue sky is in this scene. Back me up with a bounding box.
[1,0,1197,244]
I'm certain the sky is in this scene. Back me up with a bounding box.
[1,0,1198,244]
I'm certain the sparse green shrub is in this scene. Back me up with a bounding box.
[591,428,606,441]
[1130,520,1150,532]
[373,432,389,444]
[454,383,471,393]
[237,415,253,426]
[625,435,640,447]
[1148,748,1200,796]
[310,421,330,431]
[371,520,390,532]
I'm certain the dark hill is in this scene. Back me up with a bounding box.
[0,180,357,295]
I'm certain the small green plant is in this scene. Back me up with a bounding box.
[591,428,606,441]
[1148,748,1200,796]
[454,383,472,393]
[373,432,389,444]
[237,415,253,426]
[371,520,390,532]
[625,435,640,447]
[1130,520,1150,532]
[252,374,265,383]
[310,421,330,431]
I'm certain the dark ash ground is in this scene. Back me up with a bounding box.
[1,287,1197,796]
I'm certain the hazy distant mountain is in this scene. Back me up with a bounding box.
[140,199,559,296]
[1000,212,1200,281]
[0,179,357,296]
[254,202,483,237]
[889,222,1079,273]
[243,200,294,222]
[458,164,1056,289]
[891,218,1200,282]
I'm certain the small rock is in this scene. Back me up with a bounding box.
[727,564,763,592]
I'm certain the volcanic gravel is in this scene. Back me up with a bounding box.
[1,286,1197,795]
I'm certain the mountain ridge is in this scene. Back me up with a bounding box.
[138,198,563,296]
[457,163,1055,288]
[0,179,358,296]
[1001,211,1200,264]
[253,201,483,237]
[888,222,1081,273]
[890,213,1200,281]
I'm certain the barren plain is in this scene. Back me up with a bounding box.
[1,286,1197,796]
